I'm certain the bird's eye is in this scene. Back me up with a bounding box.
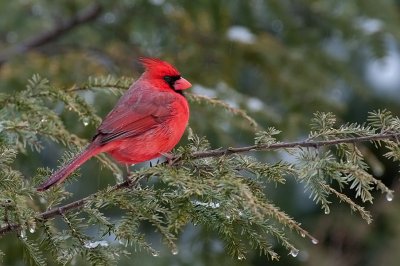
[164,76,173,84]
[164,75,181,88]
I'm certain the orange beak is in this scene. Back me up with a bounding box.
[173,77,192,91]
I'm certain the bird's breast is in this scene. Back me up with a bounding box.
[106,94,189,164]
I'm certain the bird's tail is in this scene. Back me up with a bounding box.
[37,146,99,191]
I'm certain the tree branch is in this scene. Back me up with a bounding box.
[0,3,102,67]
[189,132,400,160]
[1,131,399,236]
[0,176,137,236]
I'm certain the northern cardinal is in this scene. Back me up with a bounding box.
[37,57,191,191]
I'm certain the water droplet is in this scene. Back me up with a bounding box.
[20,230,26,239]
[29,224,36,233]
[386,192,394,202]
[300,232,305,238]
[289,248,299,257]
[226,215,231,220]
[151,251,159,257]
[237,254,245,260]
[171,248,179,255]
[82,117,90,126]
[68,106,72,111]
[324,208,330,214]
[311,238,319,245]
[40,118,47,123]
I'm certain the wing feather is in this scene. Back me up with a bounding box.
[94,86,174,145]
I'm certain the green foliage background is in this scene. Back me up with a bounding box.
[1,0,400,265]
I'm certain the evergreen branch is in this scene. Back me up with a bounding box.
[322,184,373,223]
[0,3,102,66]
[187,132,400,160]
[0,175,140,236]
[1,131,399,236]
[187,93,259,129]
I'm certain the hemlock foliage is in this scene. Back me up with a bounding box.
[2,0,400,265]
[0,76,399,264]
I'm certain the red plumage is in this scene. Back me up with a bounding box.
[37,57,191,191]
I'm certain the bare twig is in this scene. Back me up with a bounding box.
[0,3,102,67]
[0,131,399,236]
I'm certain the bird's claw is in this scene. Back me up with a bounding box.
[160,153,179,165]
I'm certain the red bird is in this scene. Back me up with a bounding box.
[37,58,191,191]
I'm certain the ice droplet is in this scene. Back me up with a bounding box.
[300,232,305,238]
[311,238,319,245]
[152,251,160,257]
[289,248,299,257]
[386,192,394,202]
[20,230,26,239]
[171,248,179,255]
[29,224,36,233]
[237,254,245,260]
[324,208,330,214]
[82,117,90,126]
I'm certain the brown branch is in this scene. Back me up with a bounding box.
[40,176,136,220]
[1,131,399,236]
[0,174,137,236]
[0,3,102,67]
[188,132,400,160]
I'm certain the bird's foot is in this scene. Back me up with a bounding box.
[160,153,179,165]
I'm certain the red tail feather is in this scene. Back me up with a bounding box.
[37,147,98,191]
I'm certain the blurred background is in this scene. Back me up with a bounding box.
[1,0,400,265]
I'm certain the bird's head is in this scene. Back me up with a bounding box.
[139,57,192,92]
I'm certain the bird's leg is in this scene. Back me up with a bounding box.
[160,153,177,165]
[149,159,161,167]
[124,164,131,181]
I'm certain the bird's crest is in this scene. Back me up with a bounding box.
[139,57,180,77]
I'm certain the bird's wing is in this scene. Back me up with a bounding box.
[95,89,174,145]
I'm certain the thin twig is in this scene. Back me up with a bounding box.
[0,3,102,66]
[0,131,399,236]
